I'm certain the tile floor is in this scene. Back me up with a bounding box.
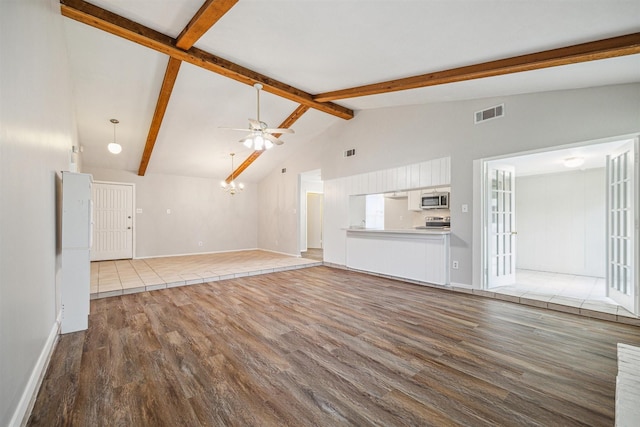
[491,269,636,322]
[90,250,321,299]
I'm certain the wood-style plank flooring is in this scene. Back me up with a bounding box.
[29,266,640,426]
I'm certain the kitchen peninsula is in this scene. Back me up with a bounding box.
[345,188,451,286]
[345,227,450,286]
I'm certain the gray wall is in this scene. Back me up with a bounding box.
[0,0,77,425]
[516,168,606,277]
[257,83,640,286]
[85,167,259,258]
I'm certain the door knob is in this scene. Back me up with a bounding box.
[511,231,518,235]
[127,226,131,230]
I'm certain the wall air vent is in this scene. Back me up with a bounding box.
[475,104,504,124]
[344,148,356,158]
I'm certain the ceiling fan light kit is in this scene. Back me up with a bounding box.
[224,83,294,151]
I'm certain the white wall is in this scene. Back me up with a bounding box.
[84,167,259,258]
[257,84,640,285]
[515,168,606,277]
[299,177,323,253]
[0,1,78,425]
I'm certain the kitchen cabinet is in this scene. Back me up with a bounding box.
[407,190,422,211]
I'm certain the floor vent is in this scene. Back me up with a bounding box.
[475,104,504,124]
[344,148,356,158]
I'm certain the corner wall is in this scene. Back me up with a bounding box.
[0,1,78,425]
[84,167,259,258]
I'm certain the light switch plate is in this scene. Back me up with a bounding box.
[136,208,143,214]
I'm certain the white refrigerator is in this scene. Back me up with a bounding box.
[60,171,93,334]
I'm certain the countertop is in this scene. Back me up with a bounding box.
[345,227,450,235]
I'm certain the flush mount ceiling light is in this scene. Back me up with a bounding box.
[107,118,122,154]
[220,153,244,195]
[563,156,584,168]
[221,83,294,151]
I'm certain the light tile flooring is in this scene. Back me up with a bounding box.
[491,269,636,321]
[90,250,321,299]
[92,254,637,324]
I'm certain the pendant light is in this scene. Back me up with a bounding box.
[220,153,244,195]
[107,119,122,154]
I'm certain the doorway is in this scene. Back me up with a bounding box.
[299,169,323,261]
[91,181,135,261]
[480,137,639,315]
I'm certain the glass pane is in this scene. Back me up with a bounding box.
[491,170,498,190]
[498,171,504,191]
[505,171,511,191]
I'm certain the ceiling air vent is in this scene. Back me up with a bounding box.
[344,148,356,158]
[475,104,504,124]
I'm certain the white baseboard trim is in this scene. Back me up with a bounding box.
[9,313,61,427]
[133,247,260,260]
[259,248,300,258]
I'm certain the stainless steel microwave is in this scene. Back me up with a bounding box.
[421,192,449,209]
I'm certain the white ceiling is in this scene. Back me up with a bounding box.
[487,138,634,177]
[62,0,640,182]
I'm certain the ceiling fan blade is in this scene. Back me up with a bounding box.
[248,119,265,130]
[265,128,295,134]
[220,127,250,132]
[264,133,284,146]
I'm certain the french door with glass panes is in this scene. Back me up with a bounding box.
[486,165,516,288]
[606,139,638,315]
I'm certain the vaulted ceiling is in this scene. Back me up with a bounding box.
[60,0,640,183]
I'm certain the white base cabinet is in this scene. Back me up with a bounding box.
[346,230,450,285]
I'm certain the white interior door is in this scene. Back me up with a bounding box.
[486,165,516,288]
[91,182,134,261]
[606,139,638,314]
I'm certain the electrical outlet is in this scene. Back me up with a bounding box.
[198,241,203,247]
[461,204,468,213]
[452,260,459,269]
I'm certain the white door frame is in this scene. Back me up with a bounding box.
[91,180,136,260]
[474,134,639,298]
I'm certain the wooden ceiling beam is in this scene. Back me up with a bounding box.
[138,0,238,175]
[137,57,182,176]
[176,0,238,50]
[225,105,310,183]
[59,0,353,120]
[314,32,640,102]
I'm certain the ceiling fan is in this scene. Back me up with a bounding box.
[223,83,294,151]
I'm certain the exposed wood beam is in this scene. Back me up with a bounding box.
[314,32,640,102]
[225,105,310,183]
[138,0,238,175]
[176,0,238,50]
[59,0,353,120]
[137,57,182,176]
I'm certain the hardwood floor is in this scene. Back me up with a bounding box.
[29,266,640,426]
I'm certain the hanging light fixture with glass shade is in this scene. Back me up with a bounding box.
[220,153,244,195]
[107,119,122,154]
